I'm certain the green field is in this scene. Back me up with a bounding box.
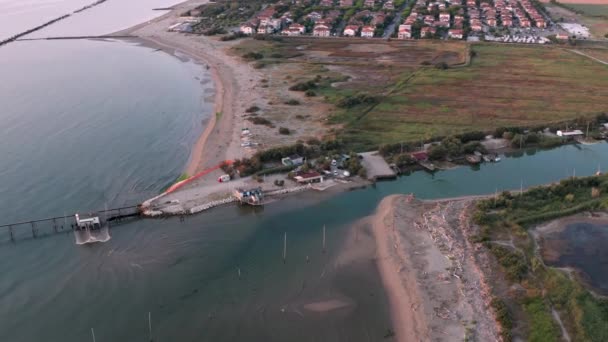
[331,43,608,150]
[561,3,608,17]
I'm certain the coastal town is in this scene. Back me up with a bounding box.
[232,0,565,43]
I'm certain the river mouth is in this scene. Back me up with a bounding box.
[536,216,608,296]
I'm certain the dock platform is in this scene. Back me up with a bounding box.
[359,151,397,180]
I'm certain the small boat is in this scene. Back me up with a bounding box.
[494,157,501,162]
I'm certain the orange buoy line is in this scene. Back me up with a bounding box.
[165,160,233,194]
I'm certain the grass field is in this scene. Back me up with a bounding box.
[234,38,608,151]
[333,43,608,150]
[565,3,608,16]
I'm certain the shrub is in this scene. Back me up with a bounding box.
[305,90,316,97]
[284,99,300,105]
[278,127,290,135]
[245,105,260,113]
[289,80,317,91]
[435,62,449,69]
[253,61,266,69]
[248,117,273,127]
[242,51,263,60]
[336,93,378,108]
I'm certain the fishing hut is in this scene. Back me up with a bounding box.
[233,188,264,206]
[75,213,102,230]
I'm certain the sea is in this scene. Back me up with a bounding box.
[1,1,608,341]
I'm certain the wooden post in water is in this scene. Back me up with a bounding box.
[31,222,37,238]
[237,267,241,278]
[283,232,287,263]
[148,312,153,342]
[322,225,326,253]
[8,225,14,242]
[52,218,57,233]
[91,328,96,342]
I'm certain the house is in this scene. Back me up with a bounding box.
[411,151,428,161]
[289,23,305,34]
[471,19,483,31]
[320,0,334,6]
[398,25,412,39]
[448,29,463,39]
[421,26,437,38]
[257,24,273,34]
[372,12,387,25]
[340,0,354,7]
[502,18,513,27]
[239,22,257,35]
[294,171,324,184]
[361,25,375,37]
[343,25,359,36]
[282,155,305,166]
[313,24,331,37]
[424,15,435,25]
[364,0,376,7]
[487,18,497,27]
[307,11,323,21]
[439,13,451,22]
[383,0,395,9]
[536,18,546,28]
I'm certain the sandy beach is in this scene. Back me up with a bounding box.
[371,194,501,341]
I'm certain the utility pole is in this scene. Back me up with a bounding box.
[283,232,287,263]
[148,312,153,342]
[322,225,326,253]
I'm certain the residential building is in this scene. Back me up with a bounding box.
[421,26,437,38]
[239,23,256,35]
[313,24,331,37]
[448,29,464,39]
[361,25,375,37]
[343,25,359,36]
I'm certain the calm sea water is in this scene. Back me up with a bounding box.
[0,38,213,224]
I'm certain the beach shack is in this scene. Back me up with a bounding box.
[294,171,324,184]
[234,188,264,206]
[75,213,101,230]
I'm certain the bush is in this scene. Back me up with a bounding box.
[336,93,378,108]
[305,90,316,97]
[242,51,263,60]
[248,117,273,127]
[245,105,260,113]
[278,127,290,135]
[491,298,513,341]
[289,80,317,91]
[284,99,300,105]
[435,62,448,70]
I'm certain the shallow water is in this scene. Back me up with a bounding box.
[542,222,608,295]
[0,38,213,223]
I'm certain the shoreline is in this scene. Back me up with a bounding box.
[370,194,501,341]
[116,0,248,176]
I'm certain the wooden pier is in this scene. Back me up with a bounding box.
[0,205,140,243]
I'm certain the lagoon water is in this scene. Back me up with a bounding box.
[3,142,608,341]
[543,222,608,295]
